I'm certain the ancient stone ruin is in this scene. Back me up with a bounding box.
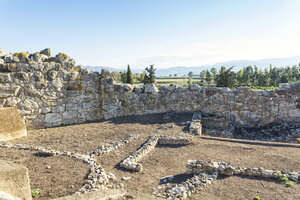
[154,160,300,199]
[0,48,300,199]
[0,48,299,130]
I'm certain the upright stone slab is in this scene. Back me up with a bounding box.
[0,160,32,200]
[0,107,27,141]
[189,112,202,135]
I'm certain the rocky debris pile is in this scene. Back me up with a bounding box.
[120,136,159,172]
[0,142,123,195]
[88,135,139,157]
[234,121,300,142]
[158,136,192,145]
[159,124,174,130]
[189,112,202,135]
[76,161,110,194]
[154,171,218,200]
[186,160,300,182]
[120,136,192,172]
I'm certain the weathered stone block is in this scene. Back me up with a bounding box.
[0,73,12,83]
[144,84,158,93]
[0,107,27,142]
[62,111,78,120]
[45,113,62,124]
[0,160,32,200]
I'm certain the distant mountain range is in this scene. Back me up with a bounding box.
[85,56,300,77]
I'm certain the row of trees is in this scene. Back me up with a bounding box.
[199,64,300,88]
[111,65,156,84]
[111,63,300,88]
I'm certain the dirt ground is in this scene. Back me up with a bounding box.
[1,113,300,200]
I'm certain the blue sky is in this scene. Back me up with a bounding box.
[1,0,300,69]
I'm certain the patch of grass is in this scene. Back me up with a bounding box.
[31,188,40,198]
[276,174,297,187]
[285,180,295,187]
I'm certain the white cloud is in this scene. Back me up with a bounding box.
[131,34,300,68]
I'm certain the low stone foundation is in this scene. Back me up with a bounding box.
[120,136,192,172]
[186,160,300,181]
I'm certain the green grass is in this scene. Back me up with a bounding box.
[31,189,40,198]
[276,174,297,187]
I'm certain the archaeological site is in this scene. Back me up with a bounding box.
[0,48,299,200]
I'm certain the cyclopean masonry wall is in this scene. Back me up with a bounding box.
[0,48,102,129]
[100,75,300,126]
[0,48,299,129]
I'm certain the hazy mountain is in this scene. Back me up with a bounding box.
[85,56,300,77]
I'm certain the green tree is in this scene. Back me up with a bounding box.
[215,67,236,88]
[219,66,226,74]
[111,71,121,82]
[133,73,141,82]
[126,65,133,84]
[242,66,254,86]
[200,70,206,81]
[120,71,127,83]
[142,64,156,84]
[257,69,267,86]
[187,77,192,85]
[252,65,259,85]
[270,66,279,86]
[205,70,212,85]
[188,71,194,77]
[211,67,217,82]
[236,69,243,86]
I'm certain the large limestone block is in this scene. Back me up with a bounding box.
[0,107,27,141]
[0,160,32,200]
[0,191,21,200]
[144,84,158,93]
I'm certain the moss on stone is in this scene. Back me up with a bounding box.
[68,84,83,91]
[121,101,129,108]
[14,52,29,59]
[60,53,70,60]
[70,66,80,72]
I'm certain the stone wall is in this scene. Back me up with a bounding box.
[101,76,300,126]
[0,48,299,129]
[0,49,102,129]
